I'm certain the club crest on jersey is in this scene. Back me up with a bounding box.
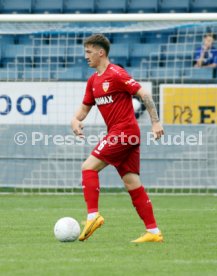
[102,81,109,92]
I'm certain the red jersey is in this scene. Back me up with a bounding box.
[83,64,141,132]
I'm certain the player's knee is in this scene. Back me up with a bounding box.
[122,173,140,184]
[81,161,89,171]
[124,182,131,190]
[81,160,97,171]
[124,181,142,191]
[81,156,107,172]
[122,173,142,191]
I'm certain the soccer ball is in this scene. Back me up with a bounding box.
[54,217,80,242]
[132,98,141,113]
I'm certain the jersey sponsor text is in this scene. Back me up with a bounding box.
[95,95,113,106]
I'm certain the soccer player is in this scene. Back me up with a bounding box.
[71,34,164,243]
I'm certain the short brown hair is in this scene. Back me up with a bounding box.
[84,34,110,56]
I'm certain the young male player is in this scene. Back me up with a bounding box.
[71,34,164,243]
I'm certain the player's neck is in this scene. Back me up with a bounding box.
[96,60,110,76]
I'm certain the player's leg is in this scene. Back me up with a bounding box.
[122,173,163,242]
[82,131,136,215]
[79,155,107,241]
[81,154,107,215]
[116,147,163,242]
[80,132,141,241]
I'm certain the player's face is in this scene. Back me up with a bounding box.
[84,44,103,68]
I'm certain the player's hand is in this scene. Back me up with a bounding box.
[71,118,85,138]
[152,121,164,140]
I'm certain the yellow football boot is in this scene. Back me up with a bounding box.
[131,231,163,243]
[79,214,104,241]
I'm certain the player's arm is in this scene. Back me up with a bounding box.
[71,104,92,138]
[136,87,164,140]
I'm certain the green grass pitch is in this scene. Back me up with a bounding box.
[0,194,216,276]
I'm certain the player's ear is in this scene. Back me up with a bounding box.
[99,48,105,57]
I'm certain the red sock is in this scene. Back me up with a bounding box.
[82,170,100,213]
[128,186,157,229]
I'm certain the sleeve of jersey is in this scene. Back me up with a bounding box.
[82,77,95,106]
[115,69,141,95]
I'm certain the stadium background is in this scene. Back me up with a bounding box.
[0,0,217,193]
[0,2,217,276]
